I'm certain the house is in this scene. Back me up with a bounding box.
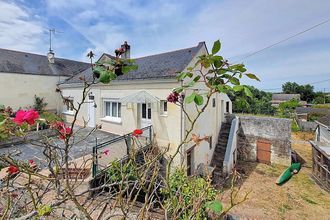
[59,41,232,172]
[0,48,90,111]
[271,93,301,107]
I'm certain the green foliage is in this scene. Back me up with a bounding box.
[291,119,300,132]
[282,82,330,103]
[107,159,137,183]
[37,204,52,217]
[95,58,138,84]
[277,99,300,118]
[162,169,219,219]
[40,112,63,123]
[229,86,276,115]
[173,39,259,107]
[33,95,48,112]
[307,112,324,122]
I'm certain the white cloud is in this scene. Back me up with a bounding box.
[0,1,45,53]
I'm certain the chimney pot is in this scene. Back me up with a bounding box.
[120,41,130,59]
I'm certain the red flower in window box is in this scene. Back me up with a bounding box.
[167,92,179,103]
[7,165,19,175]
[13,109,39,125]
[132,129,143,137]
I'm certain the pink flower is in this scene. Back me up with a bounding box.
[103,149,110,155]
[51,121,72,140]
[13,110,39,125]
[132,129,143,137]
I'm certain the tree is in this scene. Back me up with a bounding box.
[282,82,315,102]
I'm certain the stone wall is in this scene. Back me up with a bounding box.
[237,116,291,166]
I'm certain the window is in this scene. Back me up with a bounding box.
[103,100,121,122]
[160,100,167,115]
[225,101,230,113]
[212,98,216,107]
[142,103,151,119]
[63,98,74,114]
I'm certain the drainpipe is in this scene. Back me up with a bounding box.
[180,80,184,165]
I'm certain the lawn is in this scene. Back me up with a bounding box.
[221,131,330,220]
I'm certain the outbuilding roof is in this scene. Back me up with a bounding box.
[272,94,301,101]
[0,48,90,77]
[63,42,205,84]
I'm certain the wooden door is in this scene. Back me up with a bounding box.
[257,139,271,164]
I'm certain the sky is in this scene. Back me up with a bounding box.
[0,0,330,92]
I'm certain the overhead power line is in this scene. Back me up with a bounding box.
[235,18,330,62]
[262,78,330,91]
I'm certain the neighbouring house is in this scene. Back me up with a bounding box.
[59,41,232,173]
[295,107,330,131]
[0,48,90,111]
[271,93,301,107]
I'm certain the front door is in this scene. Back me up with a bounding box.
[141,103,152,128]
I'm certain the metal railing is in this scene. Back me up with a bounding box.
[92,126,153,177]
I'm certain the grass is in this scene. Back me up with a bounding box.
[313,104,330,109]
[221,131,330,219]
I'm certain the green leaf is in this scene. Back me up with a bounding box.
[99,72,111,83]
[193,75,201,82]
[213,55,223,61]
[206,200,223,213]
[244,86,253,98]
[194,94,204,105]
[233,85,244,92]
[229,77,240,85]
[246,73,260,81]
[214,60,223,68]
[173,87,183,93]
[212,40,221,54]
[185,92,196,104]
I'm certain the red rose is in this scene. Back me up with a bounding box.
[8,165,19,175]
[28,159,34,164]
[167,92,179,103]
[13,110,39,125]
[132,129,143,137]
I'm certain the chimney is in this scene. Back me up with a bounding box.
[120,41,130,59]
[47,50,55,64]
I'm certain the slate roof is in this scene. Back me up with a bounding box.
[63,42,205,84]
[317,114,330,127]
[295,107,330,115]
[0,48,90,77]
[272,94,301,101]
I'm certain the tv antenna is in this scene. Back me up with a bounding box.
[48,28,63,52]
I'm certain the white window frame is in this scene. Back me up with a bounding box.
[63,97,74,115]
[101,99,122,123]
[160,100,168,116]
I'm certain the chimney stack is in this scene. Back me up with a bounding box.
[47,50,55,64]
[121,41,130,59]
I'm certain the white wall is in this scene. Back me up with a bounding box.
[60,80,183,159]
[0,73,66,111]
[181,44,232,173]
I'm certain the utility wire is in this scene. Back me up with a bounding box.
[262,78,330,91]
[235,18,330,62]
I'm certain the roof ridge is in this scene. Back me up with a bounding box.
[0,47,89,64]
[103,42,204,60]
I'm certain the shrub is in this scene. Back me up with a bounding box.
[33,95,48,112]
